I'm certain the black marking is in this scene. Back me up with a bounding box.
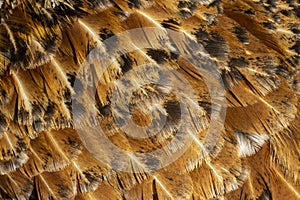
[178,0,197,19]
[146,49,169,64]
[32,104,42,118]
[293,6,300,18]
[266,0,277,8]
[29,187,38,200]
[152,179,159,200]
[128,0,142,8]
[161,18,180,30]
[119,54,133,74]
[258,189,272,200]
[0,113,7,132]
[99,28,118,53]
[280,9,292,16]
[233,26,249,43]
[99,104,111,117]
[261,22,276,30]
[45,102,55,118]
[244,9,255,15]
[99,28,114,40]
[194,30,228,59]
[208,0,222,7]
[272,14,281,23]
[67,73,76,87]
[164,100,181,123]
[193,29,209,41]
[229,57,249,68]
[42,34,59,54]
[291,28,300,34]
[290,41,300,54]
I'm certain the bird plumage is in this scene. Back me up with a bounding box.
[0,0,299,199]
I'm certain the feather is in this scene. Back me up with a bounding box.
[226,143,300,200]
[75,176,123,200]
[0,129,29,174]
[35,167,77,200]
[234,131,269,157]
[0,0,299,199]
[270,107,300,183]
[71,148,113,193]
[0,170,33,199]
[22,128,82,177]
[190,129,247,199]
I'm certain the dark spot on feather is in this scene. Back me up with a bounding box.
[204,13,218,25]
[245,9,255,15]
[229,57,249,68]
[10,41,27,66]
[221,57,248,88]
[208,0,222,7]
[53,2,86,17]
[178,0,197,18]
[290,41,300,54]
[292,55,300,65]
[67,137,81,150]
[99,104,111,116]
[128,0,143,8]
[45,102,55,119]
[33,119,44,132]
[0,89,7,104]
[197,31,228,59]
[18,108,30,123]
[64,89,72,101]
[1,149,5,157]
[147,49,169,64]
[291,28,300,34]
[164,100,181,123]
[83,170,99,184]
[152,179,159,200]
[233,26,249,43]
[57,184,69,198]
[29,187,38,200]
[258,189,272,200]
[272,14,281,23]
[100,28,118,53]
[32,104,42,117]
[17,139,27,150]
[112,6,127,17]
[0,114,7,132]
[266,0,277,7]
[42,34,59,54]
[179,10,192,19]
[198,101,211,117]
[161,18,180,30]
[262,22,276,30]
[178,0,196,9]
[280,9,292,16]
[67,73,76,87]
[193,29,209,41]
[119,54,133,74]
[99,28,114,40]
[293,6,300,17]
[170,52,179,60]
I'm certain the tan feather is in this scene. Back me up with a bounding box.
[0,0,299,199]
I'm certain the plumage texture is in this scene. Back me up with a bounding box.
[0,0,299,199]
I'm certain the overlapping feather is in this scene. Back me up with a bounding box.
[0,0,299,199]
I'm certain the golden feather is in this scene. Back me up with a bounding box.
[0,0,299,199]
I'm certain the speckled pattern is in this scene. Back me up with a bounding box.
[0,0,299,199]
